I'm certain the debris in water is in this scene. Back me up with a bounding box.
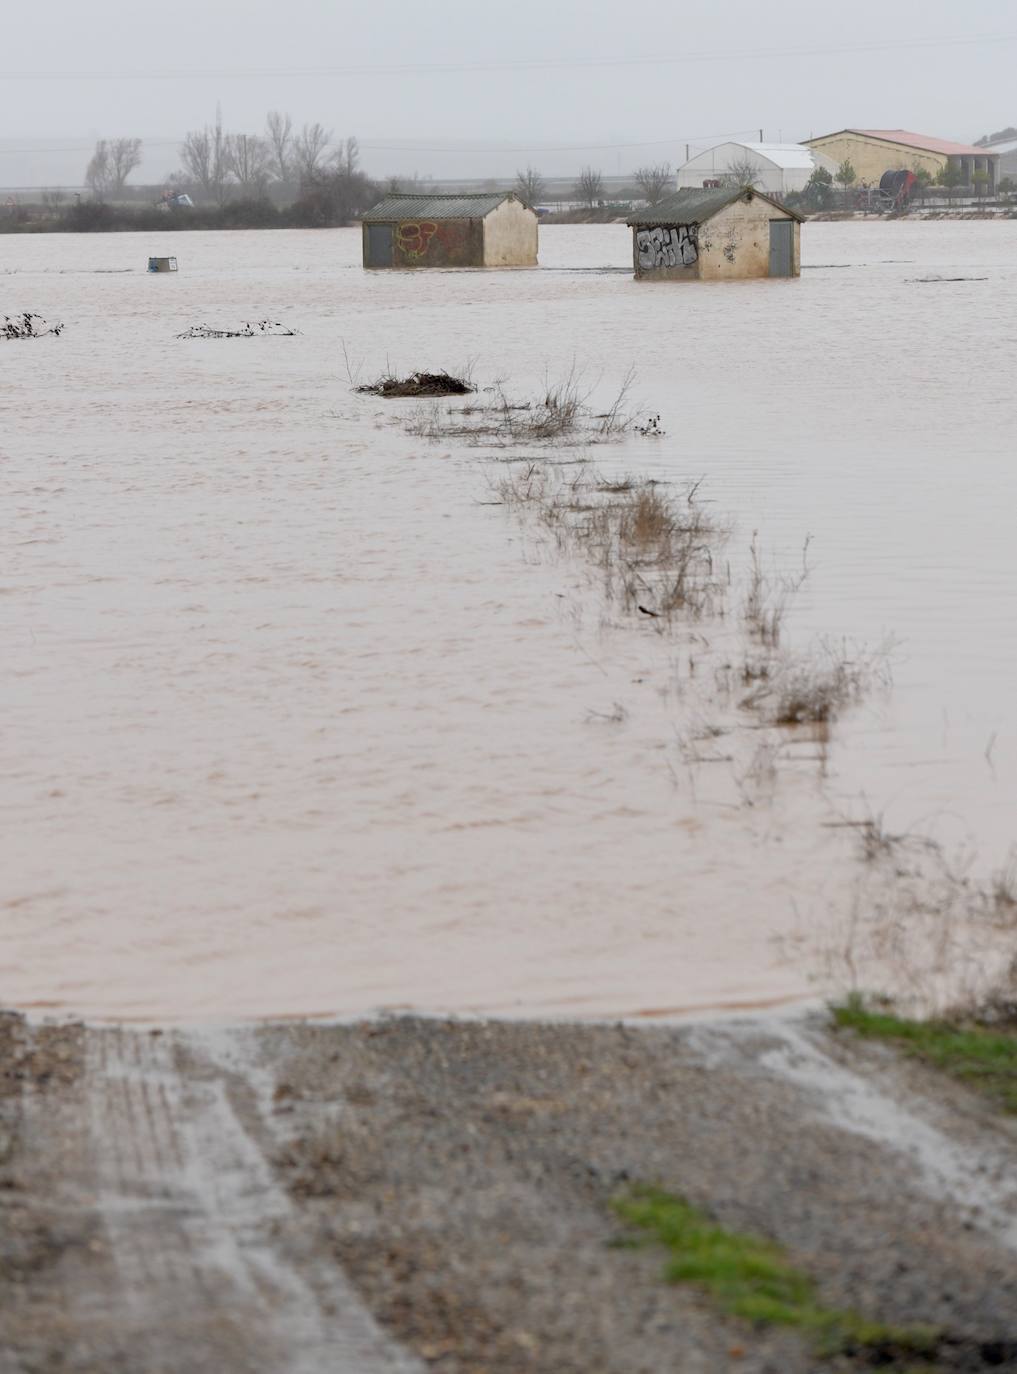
[636,414,666,437]
[2,312,64,339]
[356,370,476,398]
[912,276,989,284]
[177,321,300,339]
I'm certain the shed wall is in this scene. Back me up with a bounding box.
[482,199,538,266]
[696,197,799,280]
[363,218,484,268]
[632,224,701,281]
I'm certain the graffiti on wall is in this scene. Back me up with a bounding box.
[636,225,698,270]
[396,220,439,258]
[395,219,473,262]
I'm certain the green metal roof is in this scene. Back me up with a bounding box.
[362,191,521,222]
[627,186,803,227]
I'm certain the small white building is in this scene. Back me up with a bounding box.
[677,142,837,197]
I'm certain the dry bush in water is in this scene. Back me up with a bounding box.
[816,831,1017,1020]
[2,312,63,339]
[357,370,476,398]
[743,531,812,649]
[765,639,892,727]
[496,465,727,621]
[409,368,634,447]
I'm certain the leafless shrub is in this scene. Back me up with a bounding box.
[2,312,63,339]
[743,532,811,649]
[406,369,634,447]
[768,639,890,727]
[817,831,1017,1019]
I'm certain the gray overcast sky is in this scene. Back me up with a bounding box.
[3,0,1016,185]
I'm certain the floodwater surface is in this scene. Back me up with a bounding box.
[3,222,1016,1021]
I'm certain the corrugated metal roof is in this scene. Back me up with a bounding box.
[810,129,993,159]
[628,187,742,226]
[362,191,518,221]
[628,186,803,227]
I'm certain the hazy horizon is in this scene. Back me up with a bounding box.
[3,0,1016,188]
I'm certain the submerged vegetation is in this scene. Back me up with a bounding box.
[176,320,300,339]
[356,369,476,398]
[612,1186,940,1365]
[2,312,64,339]
[833,994,1017,1114]
[407,369,634,445]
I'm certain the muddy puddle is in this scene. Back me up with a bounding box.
[3,221,1016,1021]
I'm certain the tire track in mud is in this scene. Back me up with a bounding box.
[4,1026,423,1374]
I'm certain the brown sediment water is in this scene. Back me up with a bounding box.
[3,222,1016,1022]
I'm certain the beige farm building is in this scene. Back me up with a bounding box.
[362,191,537,269]
[628,187,802,282]
[803,129,999,191]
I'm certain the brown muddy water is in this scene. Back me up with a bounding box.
[3,222,1016,1022]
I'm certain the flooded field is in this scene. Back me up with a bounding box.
[3,221,1016,1022]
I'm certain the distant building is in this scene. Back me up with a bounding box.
[803,129,999,191]
[627,187,803,282]
[677,142,836,197]
[361,192,537,269]
[980,135,1017,183]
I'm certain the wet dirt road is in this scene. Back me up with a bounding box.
[3,1012,1016,1373]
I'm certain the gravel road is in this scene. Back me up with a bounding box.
[2,1010,1016,1373]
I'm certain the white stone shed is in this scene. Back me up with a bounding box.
[677,142,837,196]
[628,187,803,282]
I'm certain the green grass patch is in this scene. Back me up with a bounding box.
[833,995,1017,1114]
[612,1186,939,1365]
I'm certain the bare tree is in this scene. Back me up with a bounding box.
[721,155,761,189]
[574,166,604,208]
[514,165,545,207]
[265,110,293,182]
[633,163,674,205]
[227,134,270,195]
[292,122,331,181]
[108,138,143,193]
[85,141,112,198]
[331,136,360,178]
[179,122,230,203]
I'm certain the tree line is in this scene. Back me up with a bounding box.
[513,163,675,209]
[81,113,376,226]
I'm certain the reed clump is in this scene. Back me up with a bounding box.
[496,465,726,621]
[410,369,634,446]
[769,640,890,727]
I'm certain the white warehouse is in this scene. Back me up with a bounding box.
[677,142,837,197]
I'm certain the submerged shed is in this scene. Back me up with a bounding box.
[362,192,538,270]
[628,187,803,282]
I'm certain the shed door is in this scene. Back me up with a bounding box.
[768,220,794,278]
[366,223,393,268]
